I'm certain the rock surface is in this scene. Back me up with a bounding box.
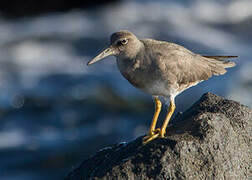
[65,93,252,180]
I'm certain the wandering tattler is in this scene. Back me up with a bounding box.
[87,30,237,144]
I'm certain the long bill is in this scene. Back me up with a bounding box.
[87,46,115,66]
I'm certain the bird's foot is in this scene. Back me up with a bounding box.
[159,128,166,138]
[143,128,161,144]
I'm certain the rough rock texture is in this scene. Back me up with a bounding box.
[65,93,252,180]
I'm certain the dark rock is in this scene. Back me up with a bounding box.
[64,93,252,180]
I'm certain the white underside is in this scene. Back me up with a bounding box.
[144,80,203,103]
[144,81,178,101]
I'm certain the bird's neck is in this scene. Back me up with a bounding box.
[116,57,134,71]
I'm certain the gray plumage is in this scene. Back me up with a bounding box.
[87,30,237,142]
[112,31,236,97]
[88,30,236,98]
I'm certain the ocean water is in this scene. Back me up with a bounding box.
[0,0,251,179]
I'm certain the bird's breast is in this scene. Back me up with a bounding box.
[116,58,147,89]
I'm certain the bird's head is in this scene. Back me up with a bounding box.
[87,30,142,66]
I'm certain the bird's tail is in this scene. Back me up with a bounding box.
[203,55,238,60]
[202,55,237,75]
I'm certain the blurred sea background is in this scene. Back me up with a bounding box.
[0,0,251,179]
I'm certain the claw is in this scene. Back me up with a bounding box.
[142,128,162,144]
[154,128,160,134]
[143,128,160,140]
[142,128,167,144]
[143,133,160,144]
[160,129,166,138]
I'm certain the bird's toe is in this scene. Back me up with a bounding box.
[142,133,159,144]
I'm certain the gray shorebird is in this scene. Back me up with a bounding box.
[87,30,237,144]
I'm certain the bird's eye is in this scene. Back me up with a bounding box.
[121,39,128,45]
[117,39,128,46]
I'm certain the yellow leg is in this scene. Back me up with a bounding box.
[160,99,176,138]
[149,97,162,135]
[143,97,162,144]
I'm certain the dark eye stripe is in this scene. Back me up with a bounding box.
[117,41,123,46]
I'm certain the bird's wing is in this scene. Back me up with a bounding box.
[148,41,236,92]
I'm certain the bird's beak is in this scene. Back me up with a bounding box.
[87,46,116,66]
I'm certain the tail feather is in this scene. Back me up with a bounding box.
[222,60,236,68]
[202,55,237,75]
[202,55,238,60]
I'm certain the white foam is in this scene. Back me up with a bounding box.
[0,130,26,149]
[0,0,250,104]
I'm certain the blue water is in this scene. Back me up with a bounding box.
[0,0,252,179]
